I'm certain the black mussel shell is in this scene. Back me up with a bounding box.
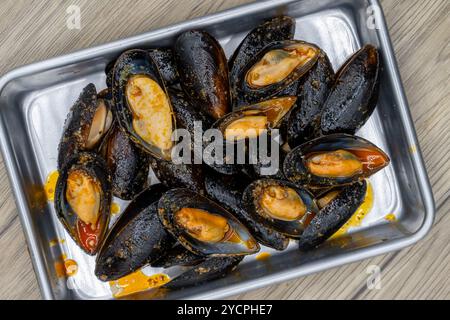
[95,184,174,281]
[151,243,205,268]
[148,48,179,87]
[298,180,367,250]
[321,45,380,135]
[283,134,390,187]
[205,171,289,250]
[287,50,335,148]
[163,256,243,290]
[235,40,320,106]
[243,179,318,238]
[100,125,150,200]
[112,49,176,160]
[158,188,260,256]
[229,16,296,108]
[58,84,113,169]
[54,152,112,255]
[149,155,206,194]
[174,30,230,120]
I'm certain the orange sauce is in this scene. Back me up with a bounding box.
[330,182,374,239]
[111,202,121,215]
[256,252,271,261]
[109,270,170,299]
[55,254,78,278]
[49,238,65,247]
[385,213,397,222]
[76,219,101,254]
[44,170,59,202]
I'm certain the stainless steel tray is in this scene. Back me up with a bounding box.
[0,0,435,300]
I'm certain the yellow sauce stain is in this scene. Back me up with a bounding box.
[49,238,66,247]
[330,181,374,239]
[409,145,417,154]
[44,170,59,202]
[55,254,78,278]
[109,270,170,299]
[64,259,78,277]
[255,252,271,261]
[111,202,121,215]
[385,213,397,222]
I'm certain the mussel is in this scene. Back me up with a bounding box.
[54,152,112,255]
[229,16,296,107]
[205,96,296,175]
[205,170,289,250]
[298,180,367,250]
[283,134,390,187]
[163,256,243,290]
[151,243,205,269]
[112,49,176,160]
[95,184,174,281]
[321,45,380,135]
[235,40,320,106]
[287,50,335,148]
[58,83,113,169]
[100,124,150,200]
[174,30,230,119]
[158,189,260,256]
[243,179,318,238]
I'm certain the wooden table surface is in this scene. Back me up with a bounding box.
[0,0,448,300]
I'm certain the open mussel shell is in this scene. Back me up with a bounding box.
[54,152,112,255]
[205,171,289,250]
[158,188,260,256]
[287,50,335,148]
[95,184,174,281]
[236,40,320,106]
[283,134,390,187]
[229,16,296,107]
[112,49,176,160]
[174,30,230,120]
[298,180,367,250]
[243,179,318,238]
[163,256,243,290]
[58,83,113,169]
[100,124,150,200]
[321,45,380,135]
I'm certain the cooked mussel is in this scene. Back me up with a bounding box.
[235,40,320,106]
[158,188,260,256]
[112,49,176,160]
[283,134,390,187]
[243,179,318,238]
[229,16,296,107]
[54,152,111,255]
[95,184,174,281]
[100,124,150,200]
[163,256,243,290]
[58,84,113,169]
[321,45,380,135]
[298,180,367,250]
[287,50,335,148]
[174,30,230,119]
[205,171,289,250]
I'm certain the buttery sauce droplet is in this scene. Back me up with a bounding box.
[44,170,59,202]
[384,213,396,222]
[109,270,170,299]
[255,252,271,261]
[49,238,66,247]
[64,259,78,277]
[330,181,374,239]
[111,202,121,215]
[55,254,78,278]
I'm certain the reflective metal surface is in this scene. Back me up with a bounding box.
[0,0,435,300]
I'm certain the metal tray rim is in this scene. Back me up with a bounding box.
[0,0,435,300]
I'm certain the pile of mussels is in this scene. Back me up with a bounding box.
[54,16,389,290]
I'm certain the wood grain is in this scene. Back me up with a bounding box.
[0,0,448,300]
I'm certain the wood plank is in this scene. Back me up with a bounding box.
[0,0,448,299]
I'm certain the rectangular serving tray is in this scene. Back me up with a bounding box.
[0,0,435,300]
